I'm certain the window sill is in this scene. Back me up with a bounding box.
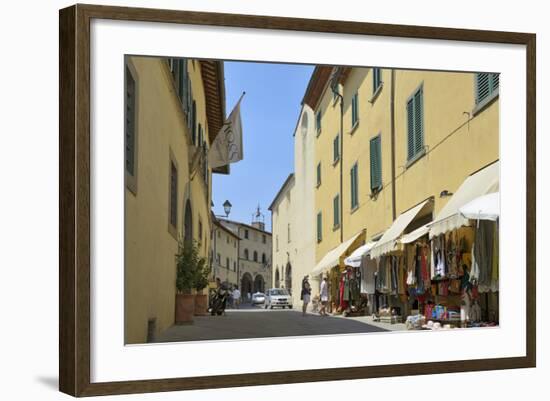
[405,148,427,169]
[349,121,359,135]
[350,204,359,214]
[472,89,499,116]
[332,224,340,232]
[332,157,340,167]
[369,83,383,104]
[370,186,382,198]
[316,128,322,138]
[167,223,178,241]
[316,182,321,189]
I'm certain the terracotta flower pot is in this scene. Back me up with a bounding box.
[175,293,195,324]
[194,292,208,316]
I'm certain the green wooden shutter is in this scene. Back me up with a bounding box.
[317,162,321,186]
[333,194,340,227]
[407,98,414,160]
[350,164,358,209]
[125,66,136,176]
[475,73,490,104]
[370,135,382,191]
[317,212,323,242]
[414,88,424,156]
[316,111,322,134]
[490,73,499,91]
[333,134,339,162]
[373,68,381,93]
[351,93,359,127]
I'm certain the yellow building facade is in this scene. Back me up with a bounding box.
[124,56,226,344]
[306,66,499,274]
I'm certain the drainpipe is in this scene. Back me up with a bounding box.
[330,68,344,243]
[390,69,397,221]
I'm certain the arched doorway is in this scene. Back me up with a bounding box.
[254,275,265,293]
[285,263,292,295]
[241,272,253,301]
[184,199,193,244]
[274,268,280,288]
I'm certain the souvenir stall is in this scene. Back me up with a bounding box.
[344,241,378,315]
[310,231,365,315]
[369,199,434,323]
[404,160,500,330]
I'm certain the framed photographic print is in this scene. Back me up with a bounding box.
[59,3,536,397]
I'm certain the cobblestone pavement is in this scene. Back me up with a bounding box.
[156,304,389,343]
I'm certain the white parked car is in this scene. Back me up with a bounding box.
[265,288,292,309]
[251,292,265,305]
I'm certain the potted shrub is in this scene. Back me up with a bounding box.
[174,240,199,324]
[193,255,211,316]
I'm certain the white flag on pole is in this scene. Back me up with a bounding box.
[208,93,245,168]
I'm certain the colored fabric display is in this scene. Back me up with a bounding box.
[472,220,496,292]
[406,245,417,286]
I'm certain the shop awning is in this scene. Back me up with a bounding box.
[400,224,431,244]
[311,231,363,276]
[459,192,500,221]
[429,161,499,238]
[344,241,378,268]
[370,199,432,259]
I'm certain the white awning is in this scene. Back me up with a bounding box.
[459,192,500,221]
[430,161,499,237]
[400,224,431,244]
[344,241,378,268]
[311,231,363,276]
[370,200,431,259]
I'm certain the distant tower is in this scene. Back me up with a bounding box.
[251,204,265,231]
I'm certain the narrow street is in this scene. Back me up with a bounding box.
[156,304,389,342]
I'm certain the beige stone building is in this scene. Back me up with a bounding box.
[124,56,227,344]
[269,102,318,309]
[220,217,272,299]
[301,65,498,314]
[210,217,240,287]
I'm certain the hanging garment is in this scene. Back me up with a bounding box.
[391,256,399,293]
[406,245,417,286]
[398,257,406,295]
[474,220,494,292]
[490,222,499,292]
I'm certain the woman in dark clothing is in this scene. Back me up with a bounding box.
[301,275,311,316]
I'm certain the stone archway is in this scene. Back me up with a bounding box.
[241,272,253,301]
[254,274,265,293]
[285,262,292,295]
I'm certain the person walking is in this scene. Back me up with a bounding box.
[319,275,329,316]
[301,275,311,317]
[232,287,241,309]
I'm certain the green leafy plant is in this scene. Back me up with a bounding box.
[175,240,206,294]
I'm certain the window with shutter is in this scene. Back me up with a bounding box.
[316,162,322,187]
[350,163,359,209]
[333,134,340,163]
[125,66,136,177]
[333,194,340,228]
[370,135,382,191]
[351,92,359,127]
[169,161,178,228]
[317,212,323,242]
[373,68,382,94]
[191,101,197,145]
[406,87,424,162]
[316,111,322,135]
[475,72,499,105]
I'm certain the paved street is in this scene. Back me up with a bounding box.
[156,304,389,342]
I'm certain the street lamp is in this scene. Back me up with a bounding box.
[223,200,232,217]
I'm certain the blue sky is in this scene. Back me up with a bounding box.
[212,61,314,231]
